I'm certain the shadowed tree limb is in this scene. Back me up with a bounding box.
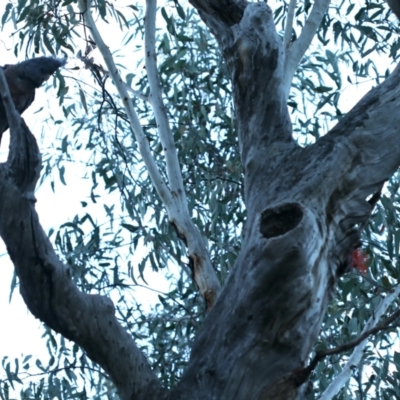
[188,0,246,26]
[388,0,400,20]
[0,68,167,400]
[0,68,41,201]
[0,57,65,142]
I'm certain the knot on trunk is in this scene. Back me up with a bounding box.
[260,202,303,238]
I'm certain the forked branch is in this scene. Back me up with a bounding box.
[79,0,221,308]
[77,0,173,208]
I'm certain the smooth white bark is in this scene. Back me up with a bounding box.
[284,0,331,98]
[77,0,174,209]
[145,0,186,201]
[78,0,221,307]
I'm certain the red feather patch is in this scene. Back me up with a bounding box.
[351,248,369,274]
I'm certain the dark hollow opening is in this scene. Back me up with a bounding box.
[260,202,303,238]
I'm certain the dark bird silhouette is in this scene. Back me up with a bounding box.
[0,56,66,143]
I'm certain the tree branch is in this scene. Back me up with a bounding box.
[284,0,331,98]
[0,70,166,400]
[145,0,221,308]
[144,0,188,206]
[77,0,174,210]
[79,0,221,308]
[320,308,400,358]
[292,289,400,387]
[284,0,297,51]
[322,61,400,184]
[77,51,150,102]
[319,284,400,400]
[0,68,40,201]
[187,0,246,51]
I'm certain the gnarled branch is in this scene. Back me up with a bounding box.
[0,66,166,400]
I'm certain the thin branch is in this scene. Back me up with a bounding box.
[290,285,400,390]
[103,282,199,326]
[284,0,297,51]
[78,0,221,308]
[77,0,174,209]
[143,0,221,309]
[77,51,150,102]
[124,83,149,102]
[309,308,400,368]
[145,0,187,202]
[319,284,400,400]
[284,0,331,98]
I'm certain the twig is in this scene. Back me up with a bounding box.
[319,283,400,400]
[291,287,400,392]
[77,50,149,102]
[311,308,400,367]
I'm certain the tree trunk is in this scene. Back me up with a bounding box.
[173,2,400,399]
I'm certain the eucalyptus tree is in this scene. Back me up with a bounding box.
[1,0,400,399]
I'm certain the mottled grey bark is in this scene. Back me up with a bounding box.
[172,1,400,399]
[0,68,167,400]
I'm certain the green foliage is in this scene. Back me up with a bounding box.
[1,0,400,398]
